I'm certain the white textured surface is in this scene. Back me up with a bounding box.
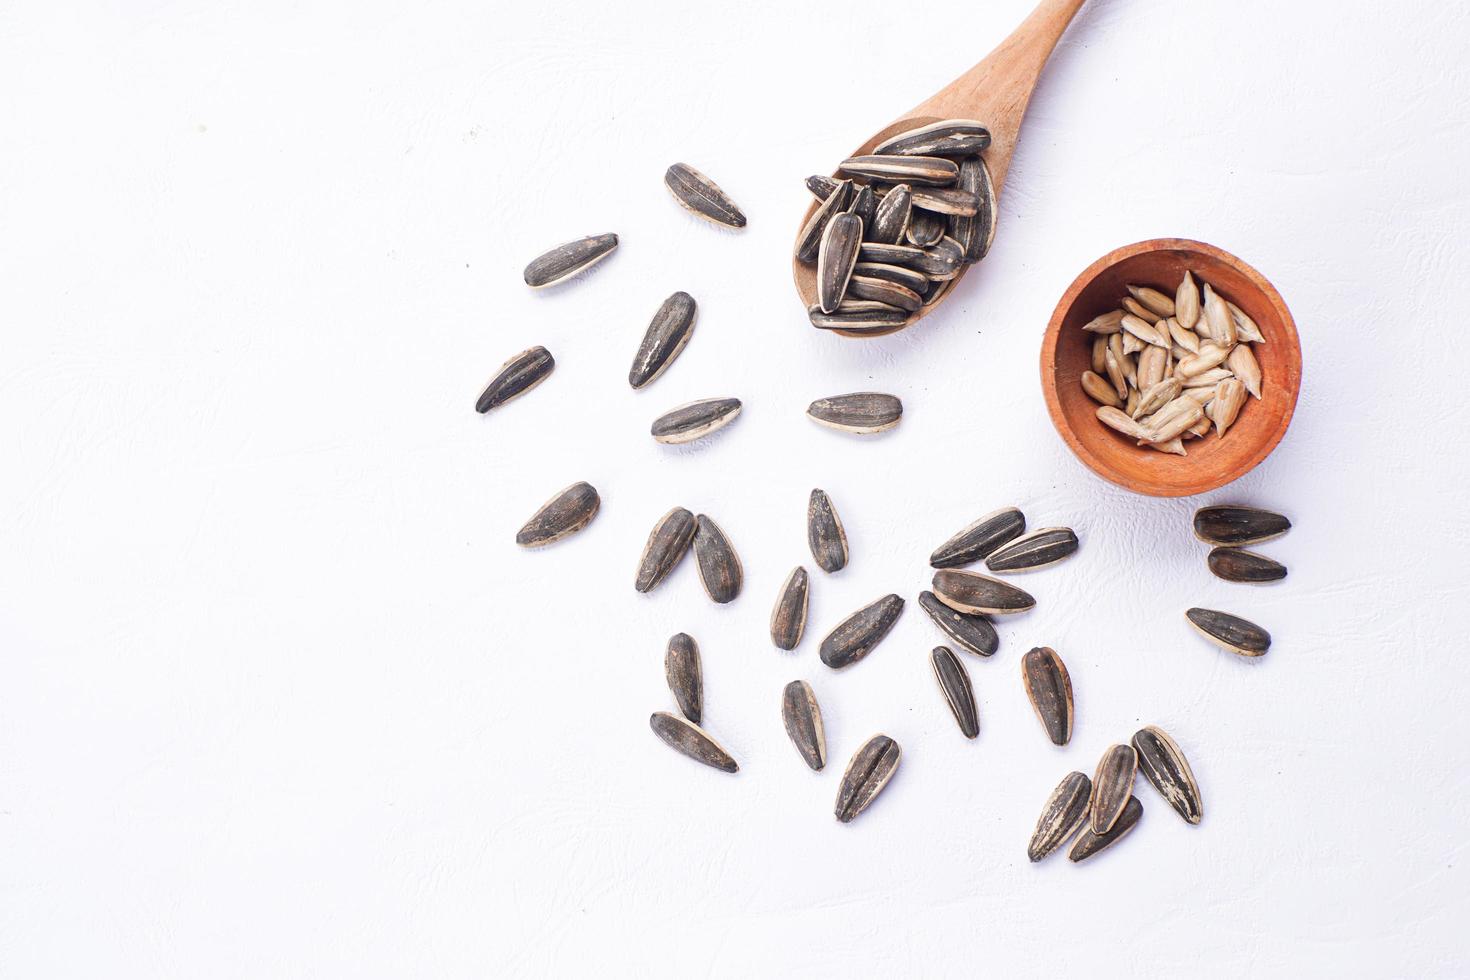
[3,0,1469,976]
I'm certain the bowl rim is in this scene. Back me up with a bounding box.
[1040,237,1302,497]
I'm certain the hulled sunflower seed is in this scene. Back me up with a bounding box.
[476,345,554,414]
[781,680,826,770]
[834,734,901,823]
[1021,646,1073,746]
[806,174,841,200]
[634,506,697,593]
[1141,396,1204,444]
[1207,546,1287,583]
[1138,345,1168,390]
[1027,771,1092,861]
[1096,405,1152,441]
[1228,343,1262,399]
[1121,331,1144,356]
[1132,726,1202,824]
[651,397,742,445]
[918,590,999,657]
[1127,284,1176,318]
[1082,310,1125,334]
[1103,348,1128,399]
[908,185,980,216]
[1069,796,1142,862]
[929,507,1026,568]
[820,594,905,669]
[649,711,737,773]
[931,646,979,738]
[1147,437,1187,456]
[664,163,746,228]
[1089,744,1138,833]
[839,154,958,185]
[770,566,810,650]
[1175,270,1201,329]
[1181,367,1233,389]
[629,291,697,389]
[1121,314,1170,349]
[847,184,877,228]
[1227,300,1266,343]
[808,301,910,332]
[1210,378,1247,437]
[516,481,600,547]
[523,233,618,288]
[693,515,742,603]
[664,632,703,724]
[1186,607,1271,656]
[905,210,945,247]
[817,213,864,313]
[1168,318,1202,353]
[1201,283,1237,347]
[1081,370,1123,408]
[795,180,852,263]
[932,570,1035,616]
[1193,505,1291,546]
[807,488,849,573]
[1132,378,1182,419]
[869,184,913,245]
[985,527,1079,573]
[875,119,991,157]
[847,275,922,312]
[1122,296,1163,324]
[852,261,927,293]
[807,392,902,434]
[1178,342,1231,379]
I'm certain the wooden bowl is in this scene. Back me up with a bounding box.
[1041,239,1302,497]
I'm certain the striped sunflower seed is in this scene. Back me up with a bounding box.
[1227,300,1266,343]
[629,291,697,389]
[1027,771,1092,862]
[1175,270,1200,329]
[651,397,742,445]
[1021,646,1073,746]
[808,301,910,332]
[959,156,996,261]
[929,507,1025,568]
[1127,284,1176,318]
[931,646,979,738]
[516,481,599,547]
[1186,607,1271,656]
[1082,310,1124,334]
[1193,505,1291,546]
[834,734,901,823]
[1207,546,1287,583]
[634,506,697,593]
[918,590,999,657]
[847,275,922,312]
[476,345,554,414]
[857,242,940,275]
[795,180,852,263]
[847,184,877,228]
[664,163,746,228]
[693,515,742,603]
[806,174,841,200]
[1081,370,1122,408]
[820,594,905,669]
[817,213,863,313]
[1089,744,1138,833]
[905,210,945,247]
[664,633,703,723]
[839,154,958,186]
[1227,343,1262,399]
[807,392,902,434]
[985,527,1079,573]
[1132,726,1202,824]
[875,119,991,157]
[649,711,737,773]
[781,680,826,771]
[932,570,1035,616]
[1069,796,1142,862]
[869,184,913,245]
[908,185,979,216]
[807,488,849,573]
[852,261,928,293]
[523,233,618,288]
[770,567,810,650]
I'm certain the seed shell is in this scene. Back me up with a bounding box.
[847,184,877,228]
[1132,726,1202,824]
[1027,771,1092,862]
[1021,646,1073,746]
[1069,796,1142,862]
[1192,505,1291,546]
[664,163,746,228]
[905,209,945,247]
[807,392,903,434]
[929,507,1025,568]
[834,734,901,823]
[869,184,913,245]
[847,275,922,312]
[875,119,991,157]
[839,154,958,186]
[931,646,979,738]
[908,185,980,216]
[795,180,852,263]
[807,488,850,573]
[629,291,697,389]
[770,566,810,650]
[693,515,742,603]
[475,345,555,414]
[1207,546,1287,583]
[918,590,999,657]
[985,527,1079,573]
[634,506,697,593]
[650,397,742,445]
[1185,607,1271,657]
[808,301,910,332]
[664,633,703,724]
[515,481,600,548]
[817,212,864,313]
[819,594,905,669]
[649,711,737,773]
[932,570,1035,616]
[781,680,827,771]
[1089,744,1138,833]
[806,174,841,200]
[957,156,996,262]
[523,233,618,288]
[852,261,928,293]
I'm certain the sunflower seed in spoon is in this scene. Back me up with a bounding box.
[808,488,849,573]
[839,154,958,185]
[908,186,981,216]
[1069,796,1142,862]
[1192,505,1291,546]
[516,481,600,548]
[929,507,1025,568]
[817,213,863,313]
[931,646,979,738]
[917,590,999,657]
[808,301,910,332]
[770,566,810,650]
[1186,607,1270,657]
[664,633,703,724]
[1207,546,1287,583]
[693,515,742,603]
[795,180,852,263]
[1021,646,1073,746]
[1089,744,1138,833]
[806,174,841,200]
[475,346,554,414]
[650,397,742,445]
[649,711,738,773]
[834,734,901,823]
[847,184,877,228]
[905,210,945,247]
[820,594,905,669]
[629,291,697,389]
[634,506,696,593]
[1132,726,1202,825]
[806,392,902,434]
[851,261,928,293]
[932,570,1035,616]
[664,163,746,228]
[781,680,826,771]
[847,275,922,312]
[985,527,1079,573]
[523,233,618,288]
[875,119,991,157]
[951,156,995,262]
[1027,771,1092,862]
[869,184,913,244]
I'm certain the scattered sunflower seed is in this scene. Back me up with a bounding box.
[1021,646,1073,746]
[931,646,979,738]
[770,566,810,650]
[985,527,1079,573]
[1192,505,1291,546]
[693,515,742,603]
[664,633,703,724]
[817,212,864,313]
[932,570,1036,616]
[649,711,737,773]
[1027,771,1092,862]
[1207,546,1287,583]
[1069,796,1142,862]
[807,488,850,573]
[634,506,697,593]
[806,392,903,434]
[523,233,618,288]
[516,481,600,548]
[781,680,827,771]
[918,590,999,657]
[476,346,554,414]
[650,397,742,445]
[664,163,747,228]
[1132,726,1202,825]
[819,594,905,669]
[1089,744,1138,833]
[839,154,958,186]
[875,119,991,157]
[834,734,901,823]
[629,291,697,389]
[1185,607,1271,657]
[929,507,1025,568]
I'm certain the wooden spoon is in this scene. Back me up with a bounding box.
[792,0,1088,337]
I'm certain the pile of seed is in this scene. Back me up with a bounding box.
[796,120,997,333]
[1080,272,1266,455]
[1186,504,1290,658]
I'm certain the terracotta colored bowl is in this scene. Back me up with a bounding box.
[1041,239,1302,497]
